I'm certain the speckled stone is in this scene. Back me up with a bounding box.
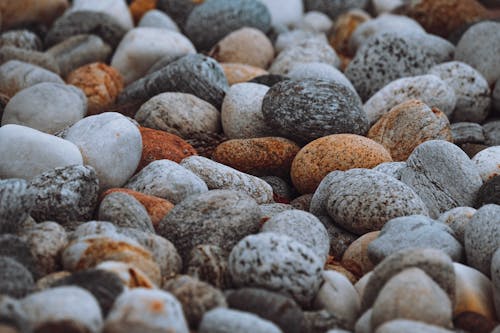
[328,9,371,57]
[291,134,392,194]
[476,176,500,207]
[287,62,356,92]
[0,60,63,98]
[0,256,34,298]
[451,122,485,145]
[98,192,154,232]
[304,0,368,19]
[399,140,483,218]
[136,92,221,139]
[138,9,180,31]
[0,179,35,234]
[29,165,99,224]
[186,244,232,290]
[229,232,323,306]
[184,0,271,51]
[261,177,296,203]
[181,156,273,204]
[438,207,476,243]
[199,308,282,333]
[1,0,68,31]
[0,47,61,74]
[125,159,207,204]
[117,54,229,112]
[484,120,500,146]
[368,215,463,264]
[259,203,295,221]
[0,30,42,50]
[156,0,201,27]
[158,190,261,259]
[290,194,313,211]
[209,27,274,69]
[342,231,379,275]
[66,62,124,116]
[472,146,500,182]
[163,275,227,329]
[262,79,368,144]
[320,217,358,261]
[0,234,38,278]
[464,204,500,276]
[368,100,452,161]
[372,162,406,180]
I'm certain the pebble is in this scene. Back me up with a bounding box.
[375,319,455,333]
[212,137,300,178]
[0,30,42,51]
[484,120,500,146]
[66,62,124,116]
[301,309,348,333]
[291,134,392,194]
[262,79,369,144]
[138,9,179,31]
[186,244,232,290]
[111,27,195,85]
[262,203,293,222]
[104,288,189,333]
[0,256,34,298]
[260,0,304,26]
[125,159,208,204]
[472,146,500,182]
[98,192,154,232]
[274,30,327,54]
[451,122,486,145]
[3,82,87,134]
[158,189,261,259]
[0,179,35,234]
[476,175,500,207]
[249,74,290,87]
[290,194,313,211]
[0,296,30,332]
[367,99,453,161]
[494,79,500,113]
[64,112,142,191]
[429,61,491,123]
[354,309,373,333]
[181,156,274,204]
[156,0,200,27]
[184,0,272,51]
[296,11,333,33]
[304,0,369,19]
[96,261,156,289]
[68,0,134,30]
[229,232,323,306]
[209,27,274,69]
[199,308,282,333]
[0,234,38,279]
[0,60,63,98]
[464,204,500,276]
[287,62,356,91]
[1,0,69,31]
[399,140,483,218]
[221,82,273,139]
[327,9,371,57]
[438,207,477,243]
[342,231,380,275]
[367,215,463,264]
[372,161,406,180]
[163,275,227,328]
[492,249,500,320]
[0,124,83,180]
[221,62,268,85]
[0,46,61,74]
[22,286,102,332]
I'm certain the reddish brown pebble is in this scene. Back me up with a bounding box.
[212,137,300,178]
[129,0,158,23]
[342,231,380,275]
[1,0,69,30]
[221,63,268,85]
[328,9,371,57]
[291,134,393,194]
[138,126,197,171]
[66,62,124,116]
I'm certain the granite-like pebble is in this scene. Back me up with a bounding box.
[438,207,476,243]
[96,261,156,289]
[0,30,42,50]
[472,146,500,182]
[0,179,35,234]
[199,308,282,333]
[372,162,406,180]
[98,192,154,232]
[186,245,232,290]
[0,256,34,298]
[0,234,38,278]
[287,62,356,91]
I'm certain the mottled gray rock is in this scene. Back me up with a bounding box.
[138,9,180,31]
[262,210,330,262]
[301,309,348,333]
[491,248,500,321]
[319,215,358,259]
[455,21,500,85]
[372,162,406,180]
[484,120,500,146]
[0,60,63,97]
[476,175,500,207]
[159,190,261,259]
[227,288,304,333]
[438,207,476,244]
[274,30,326,54]
[2,82,87,134]
[0,30,42,50]
[260,203,294,220]
[0,179,35,234]
[287,62,356,92]
[135,92,221,139]
[117,54,229,113]
[472,146,500,182]
[98,192,154,232]
[29,165,99,224]
[364,75,457,125]
[181,156,273,204]
[400,140,483,218]
[429,61,491,123]
[184,0,272,51]
[451,122,485,144]
[186,245,232,290]
[310,172,341,217]
[229,233,323,306]
[0,256,34,298]
[367,215,463,264]
[249,74,290,87]
[157,0,201,27]
[262,79,368,144]
[371,268,453,329]
[45,11,126,49]
[464,204,500,276]
[261,176,296,202]
[0,296,30,332]
[304,0,368,19]
[494,79,500,114]
[375,319,455,333]
[125,159,207,204]
[0,234,38,278]
[199,308,282,333]
[0,46,60,74]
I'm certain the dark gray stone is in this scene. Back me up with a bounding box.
[0,179,35,234]
[157,0,202,27]
[451,122,485,145]
[491,248,500,321]
[484,120,500,146]
[304,0,368,19]
[249,74,290,87]
[476,176,500,207]
[261,176,296,202]
[0,234,38,279]
[98,192,154,232]
[318,215,357,260]
[0,256,34,298]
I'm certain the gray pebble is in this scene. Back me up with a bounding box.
[304,0,368,19]
[451,122,485,145]
[319,215,358,260]
[287,62,356,92]
[0,234,38,279]
[476,175,500,207]
[400,140,483,218]
[260,203,295,220]
[493,79,500,113]
[0,256,34,298]
[0,46,60,74]
[438,207,476,244]
[491,248,500,320]
[186,244,232,290]
[464,204,500,276]
[372,162,406,181]
[0,178,35,234]
[159,190,261,259]
[98,192,154,232]
[301,309,349,333]
[229,232,323,306]
[0,30,42,50]
[375,319,455,333]
[29,165,100,224]
[274,30,326,54]
[261,176,296,202]
[0,296,30,332]
[138,9,180,31]
[367,215,463,264]
[484,120,500,146]
[157,0,200,27]
[199,308,282,333]
[290,194,314,211]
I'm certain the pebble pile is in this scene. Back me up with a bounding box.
[0,0,500,332]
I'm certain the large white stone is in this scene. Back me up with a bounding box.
[69,0,133,30]
[0,124,83,180]
[111,27,196,85]
[64,112,142,191]
[260,0,304,27]
[2,82,87,134]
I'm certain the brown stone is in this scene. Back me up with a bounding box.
[138,126,197,171]
[328,9,371,57]
[212,137,300,178]
[129,0,157,23]
[0,0,69,30]
[221,63,268,85]
[342,231,380,275]
[325,257,361,284]
[66,62,124,116]
[368,100,452,161]
[291,134,392,194]
[453,312,497,333]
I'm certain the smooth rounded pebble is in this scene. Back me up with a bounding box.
[229,232,323,306]
[2,82,87,134]
[295,11,333,33]
[291,134,392,194]
[287,62,356,91]
[138,9,180,31]
[484,120,500,146]
[0,46,61,75]
[186,244,232,290]
[1,0,68,31]
[221,62,268,85]
[64,112,142,191]
[260,0,303,26]
[374,319,455,333]
[98,192,154,232]
[0,30,42,50]
[476,175,500,207]
[341,231,380,275]
[69,0,134,30]
[438,207,476,243]
[135,92,221,138]
[274,30,326,54]
[0,256,34,298]
[372,161,406,180]
[328,9,371,57]
[0,179,35,234]
[367,215,463,264]
[96,261,156,289]
[400,140,483,218]
[198,308,282,333]
[472,146,500,182]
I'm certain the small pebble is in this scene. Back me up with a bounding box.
[342,231,380,275]
[0,256,34,298]
[0,234,38,279]
[156,0,200,27]
[287,62,356,91]
[261,177,296,203]
[138,9,180,31]
[372,161,406,180]
[198,307,283,333]
[451,122,486,145]
[260,0,304,26]
[476,175,500,207]
[0,30,42,50]
[0,46,60,75]
[186,244,232,290]
[0,179,35,234]
[0,296,30,332]
[438,207,477,243]
[304,0,369,19]
[249,74,290,87]
[327,9,371,57]
[221,62,268,85]
[484,120,500,146]
[274,30,327,54]
[472,146,500,182]
[296,11,333,33]
[290,194,313,211]
[98,192,154,232]
[301,309,348,333]
[69,0,134,30]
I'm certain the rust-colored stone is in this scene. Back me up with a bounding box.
[342,231,379,275]
[328,9,370,57]
[138,126,197,171]
[212,137,300,178]
[291,134,393,194]
[324,257,360,284]
[221,63,268,85]
[129,0,157,23]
